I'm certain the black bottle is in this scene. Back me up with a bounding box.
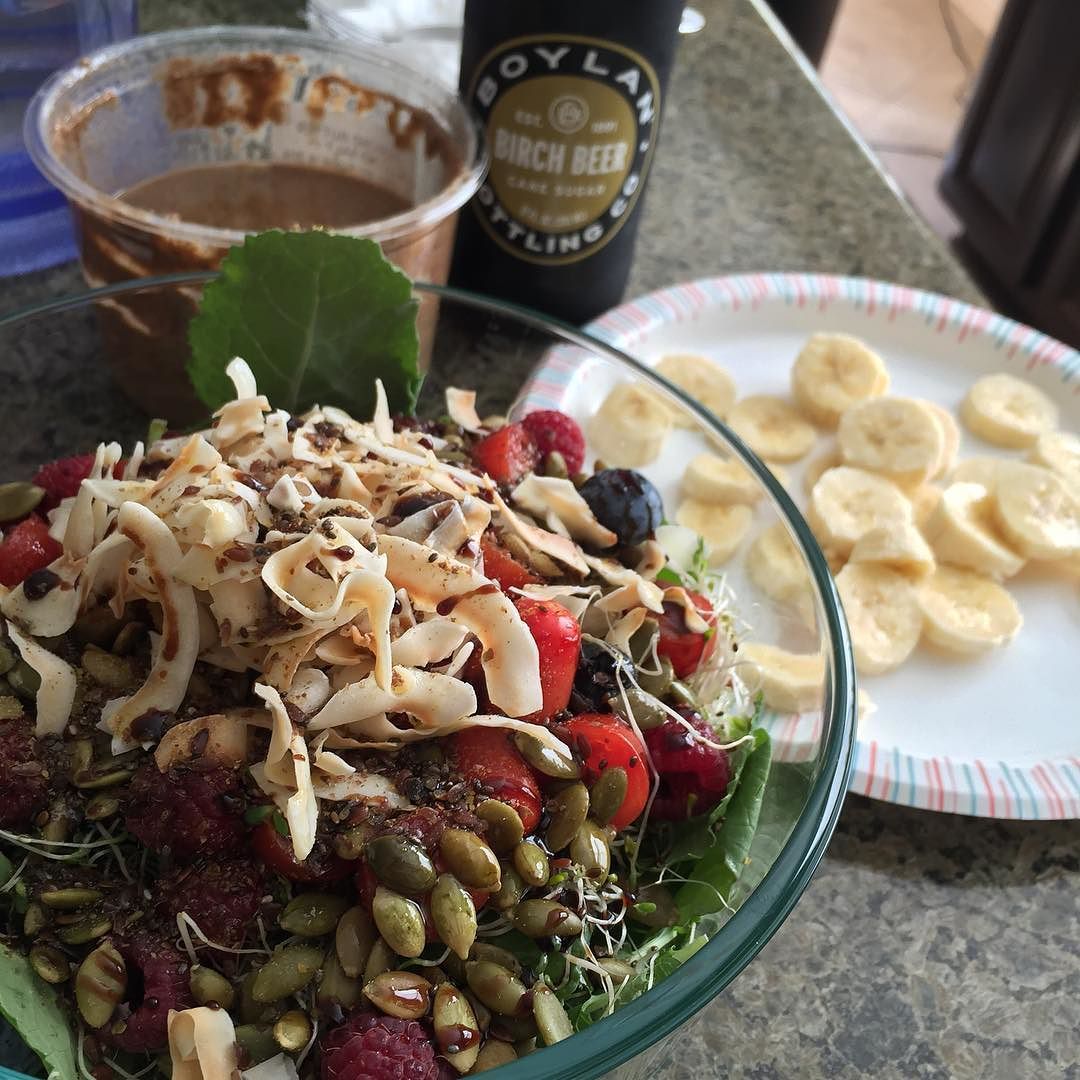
[450,0,685,324]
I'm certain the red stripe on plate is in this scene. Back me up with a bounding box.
[975,760,996,816]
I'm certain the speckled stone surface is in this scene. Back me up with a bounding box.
[2,1,1078,1078]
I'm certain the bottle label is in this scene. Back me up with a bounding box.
[466,34,661,266]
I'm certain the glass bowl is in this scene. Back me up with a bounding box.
[0,276,856,1080]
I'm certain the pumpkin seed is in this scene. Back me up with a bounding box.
[317,951,363,1010]
[569,821,611,879]
[252,944,324,1003]
[372,887,426,958]
[23,902,47,937]
[366,834,437,894]
[73,765,133,790]
[514,1037,538,1057]
[544,782,589,852]
[363,970,432,1019]
[532,979,573,1045]
[189,965,235,1008]
[636,656,674,698]
[597,957,636,981]
[464,988,492,1033]
[72,607,122,648]
[512,841,549,888]
[333,823,373,861]
[511,900,583,939]
[474,800,523,854]
[611,682,669,730]
[40,887,103,910]
[433,982,481,1073]
[629,884,680,928]
[363,936,397,983]
[238,971,274,1024]
[57,916,111,945]
[110,621,146,656]
[464,961,526,1017]
[0,482,44,524]
[0,695,22,720]
[42,802,74,844]
[469,943,523,976]
[273,1009,313,1052]
[279,892,349,938]
[0,645,14,677]
[66,739,94,777]
[29,943,69,984]
[430,873,477,960]
[489,864,524,912]
[439,830,501,891]
[471,1039,518,1072]
[335,905,376,978]
[84,794,121,822]
[81,646,137,691]
[75,942,127,1028]
[234,1025,279,1068]
[489,1014,538,1042]
[7,660,40,700]
[589,767,628,826]
[514,732,580,781]
[542,451,569,479]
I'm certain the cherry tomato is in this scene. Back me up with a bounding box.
[514,597,581,722]
[481,535,539,592]
[563,713,649,829]
[657,590,717,679]
[448,727,542,833]
[251,820,351,885]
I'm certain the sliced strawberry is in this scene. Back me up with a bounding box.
[480,534,539,592]
[522,410,586,475]
[562,713,649,829]
[657,590,718,679]
[447,727,542,833]
[471,423,538,486]
[251,820,351,884]
[514,597,580,722]
[0,515,62,588]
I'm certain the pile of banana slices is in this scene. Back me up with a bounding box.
[588,334,1080,717]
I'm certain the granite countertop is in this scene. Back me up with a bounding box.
[2,1,1077,1078]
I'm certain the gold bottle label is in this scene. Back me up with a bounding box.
[467,34,662,266]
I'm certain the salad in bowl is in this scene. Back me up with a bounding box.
[0,233,851,1080]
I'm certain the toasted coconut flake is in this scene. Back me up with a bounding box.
[62,441,123,557]
[583,553,664,614]
[1,554,83,638]
[492,491,589,575]
[390,620,469,667]
[288,667,332,715]
[155,713,249,772]
[512,475,618,548]
[372,379,394,443]
[511,583,601,623]
[312,771,413,806]
[446,387,484,433]
[4,621,77,737]
[168,1005,239,1080]
[606,607,649,655]
[241,1054,300,1080]
[662,586,711,633]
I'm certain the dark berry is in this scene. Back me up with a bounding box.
[321,1009,443,1080]
[579,469,664,547]
[522,409,586,474]
[392,490,451,520]
[125,762,246,861]
[154,858,264,945]
[22,568,61,601]
[644,710,731,821]
[101,930,193,1053]
[570,638,634,714]
[0,515,62,588]
[0,715,49,827]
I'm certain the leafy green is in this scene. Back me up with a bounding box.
[674,730,773,920]
[654,566,682,587]
[187,231,422,419]
[0,943,77,1080]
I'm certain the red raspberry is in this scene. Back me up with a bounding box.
[154,858,264,946]
[320,1009,443,1080]
[0,715,49,827]
[0,515,62,588]
[644,710,731,821]
[101,929,193,1053]
[470,423,538,486]
[32,454,96,512]
[522,409,586,475]
[125,762,247,861]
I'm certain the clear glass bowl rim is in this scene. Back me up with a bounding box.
[22,25,488,248]
[0,274,857,1079]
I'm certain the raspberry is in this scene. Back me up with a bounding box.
[0,515,62,588]
[32,454,96,512]
[102,929,193,1053]
[522,410,586,475]
[470,423,538,486]
[0,715,49,827]
[154,858,264,945]
[644,710,731,821]
[320,1009,443,1080]
[125,762,246,861]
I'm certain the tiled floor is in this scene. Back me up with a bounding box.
[819,0,1004,240]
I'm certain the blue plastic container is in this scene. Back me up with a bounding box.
[0,0,136,276]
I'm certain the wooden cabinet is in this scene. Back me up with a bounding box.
[940,0,1080,346]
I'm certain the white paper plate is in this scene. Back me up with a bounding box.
[521,273,1080,820]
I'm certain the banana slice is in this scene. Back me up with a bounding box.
[802,442,842,496]
[654,354,738,427]
[1029,431,1080,488]
[676,500,753,565]
[960,373,1058,448]
[950,456,1003,490]
[790,332,889,428]
[849,522,935,578]
[589,383,672,468]
[923,482,1025,579]
[837,396,945,485]
[728,395,817,463]
[738,642,824,713]
[858,687,876,723]
[905,484,943,529]
[835,563,922,675]
[922,401,960,479]
[809,466,913,558]
[917,565,1022,655]
[683,453,761,505]
[746,522,812,603]
[992,462,1080,558]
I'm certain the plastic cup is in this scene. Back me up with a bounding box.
[23,26,485,418]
